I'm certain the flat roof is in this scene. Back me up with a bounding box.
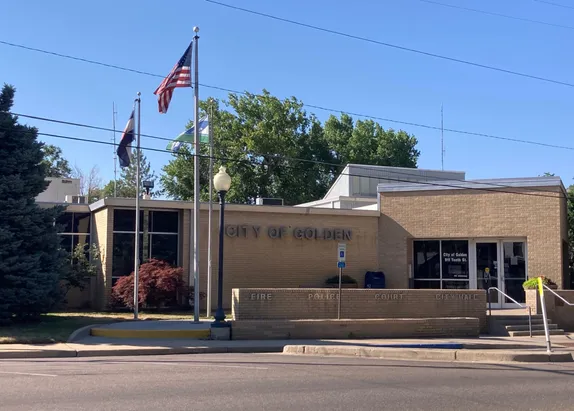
[89,198,380,217]
[377,176,566,194]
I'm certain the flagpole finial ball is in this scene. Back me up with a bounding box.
[193,26,200,33]
[137,92,141,97]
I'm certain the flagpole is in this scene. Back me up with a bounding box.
[133,92,142,320]
[206,100,214,318]
[192,27,201,322]
[112,102,118,197]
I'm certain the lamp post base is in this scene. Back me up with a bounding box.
[210,322,231,340]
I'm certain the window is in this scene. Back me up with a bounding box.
[150,234,178,266]
[150,211,178,233]
[56,212,92,256]
[112,209,179,280]
[113,209,144,232]
[112,233,144,277]
[413,240,469,289]
[413,241,440,289]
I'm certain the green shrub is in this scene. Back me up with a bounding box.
[523,276,557,289]
[325,275,357,285]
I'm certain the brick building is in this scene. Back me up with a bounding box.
[38,166,569,311]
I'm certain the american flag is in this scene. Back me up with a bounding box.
[154,42,193,113]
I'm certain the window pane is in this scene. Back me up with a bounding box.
[413,280,441,289]
[73,213,91,233]
[113,209,145,232]
[413,241,440,279]
[150,234,178,266]
[150,211,179,233]
[441,240,469,280]
[112,233,144,276]
[60,235,73,253]
[56,213,73,233]
[443,281,469,290]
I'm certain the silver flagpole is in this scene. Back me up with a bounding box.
[192,27,201,322]
[112,102,118,197]
[206,101,214,318]
[133,92,142,320]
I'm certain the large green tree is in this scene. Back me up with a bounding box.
[323,113,420,167]
[41,144,72,177]
[161,90,420,205]
[102,152,157,198]
[161,91,336,205]
[0,84,65,323]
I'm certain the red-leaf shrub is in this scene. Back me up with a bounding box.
[111,259,187,309]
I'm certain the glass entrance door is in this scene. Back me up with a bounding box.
[474,240,527,309]
[476,242,500,308]
[502,241,527,306]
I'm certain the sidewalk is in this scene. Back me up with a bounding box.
[1,334,573,362]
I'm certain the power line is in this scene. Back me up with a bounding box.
[204,0,574,88]
[3,42,574,151]
[534,0,574,10]
[2,120,565,200]
[9,109,574,197]
[418,0,574,30]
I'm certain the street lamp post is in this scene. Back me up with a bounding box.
[213,166,231,326]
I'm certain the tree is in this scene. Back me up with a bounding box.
[72,164,103,203]
[0,84,66,323]
[161,91,336,205]
[323,114,420,168]
[102,152,157,198]
[160,90,421,205]
[61,243,101,296]
[41,144,72,177]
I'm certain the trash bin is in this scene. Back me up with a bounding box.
[364,271,386,289]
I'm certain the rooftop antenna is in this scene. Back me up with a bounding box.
[440,103,444,171]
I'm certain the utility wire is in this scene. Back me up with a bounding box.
[418,0,574,30]
[204,0,574,88]
[533,0,574,10]
[8,110,571,195]
[2,122,565,200]
[3,41,574,151]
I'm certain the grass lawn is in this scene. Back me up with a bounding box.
[0,311,203,344]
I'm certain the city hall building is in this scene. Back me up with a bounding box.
[39,164,569,311]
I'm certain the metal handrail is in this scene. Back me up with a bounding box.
[543,284,574,306]
[487,287,532,338]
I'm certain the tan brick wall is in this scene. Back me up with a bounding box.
[182,208,380,311]
[232,288,486,330]
[98,205,378,311]
[92,208,112,310]
[379,188,566,288]
[230,318,480,340]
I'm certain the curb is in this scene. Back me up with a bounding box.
[282,345,574,363]
[89,328,211,339]
[68,324,104,343]
[0,345,284,360]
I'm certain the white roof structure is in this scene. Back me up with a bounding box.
[296,164,466,210]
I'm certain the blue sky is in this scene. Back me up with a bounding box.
[1,0,573,190]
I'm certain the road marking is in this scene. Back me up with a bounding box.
[0,371,57,377]
[113,361,269,370]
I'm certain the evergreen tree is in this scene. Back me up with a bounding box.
[102,152,157,198]
[0,84,65,323]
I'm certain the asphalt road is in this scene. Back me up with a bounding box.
[2,353,574,411]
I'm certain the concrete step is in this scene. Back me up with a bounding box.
[508,329,565,337]
[505,324,558,332]
[489,315,543,321]
[490,318,549,326]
